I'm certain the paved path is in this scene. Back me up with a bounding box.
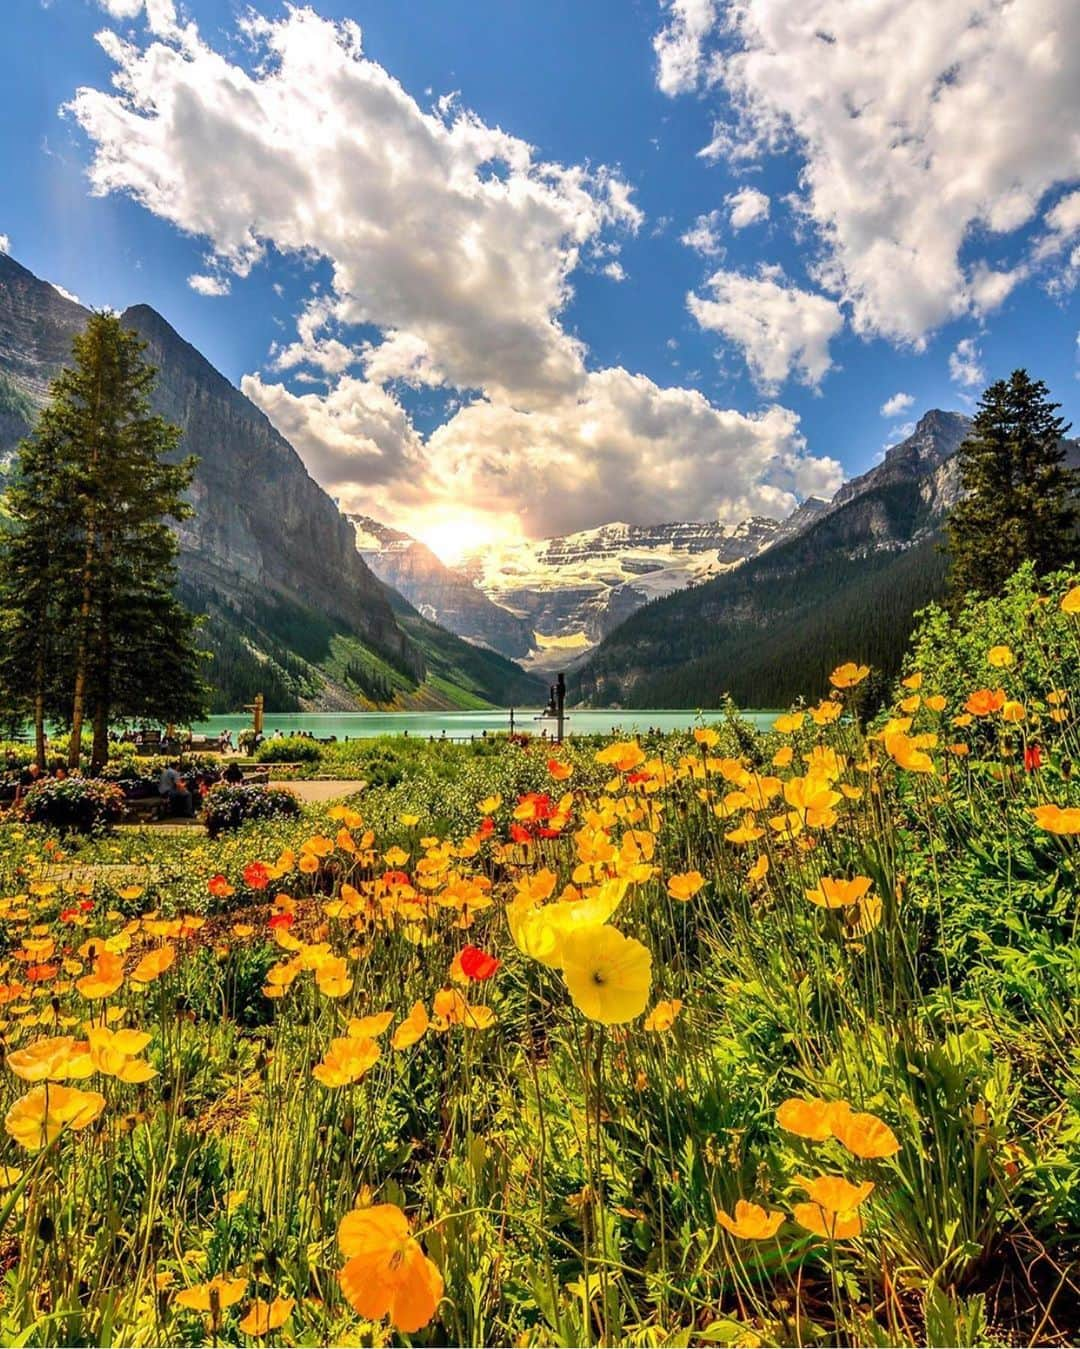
[268,779,366,803]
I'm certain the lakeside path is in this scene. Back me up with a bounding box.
[268,779,365,803]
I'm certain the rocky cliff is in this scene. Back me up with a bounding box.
[350,515,536,660]
[0,251,544,710]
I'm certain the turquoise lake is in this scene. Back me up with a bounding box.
[192,709,778,741]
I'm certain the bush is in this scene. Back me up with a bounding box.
[254,736,323,765]
[19,777,125,833]
[203,783,302,838]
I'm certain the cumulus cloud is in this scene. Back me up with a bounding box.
[657,0,1080,345]
[0,234,9,254]
[949,338,985,388]
[72,3,843,540]
[244,365,842,538]
[681,210,725,257]
[726,186,769,230]
[653,0,719,95]
[187,273,230,297]
[687,267,844,390]
[70,6,640,404]
[880,392,914,418]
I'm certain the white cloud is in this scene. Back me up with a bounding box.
[687,267,844,390]
[50,282,83,306]
[98,0,144,16]
[73,3,843,539]
[726,186,769,230]
[1034,189,1080,292]
[245,365,842,539]
[602,260,628,282]
[653,0,719,96]
[187,273,230,297]
[680,209,724,257]
[880,391,914,418]
[71,6,641,405]
[0,234,9,254]
[657,0,1080,346]
[949,337,985,388]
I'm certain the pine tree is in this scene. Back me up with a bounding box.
[0,312,209,771]
[946,370,1077,604]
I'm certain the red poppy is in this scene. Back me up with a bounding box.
[459,946,501,981]
[79,899,94,913]
[509,823,531,844]
[242,862,270,891]
[25,963,58,983]
[478,817,494,839]
[208,873,234,898]
[627,771,650,785]
[268,912,294,932]
[380,870,411,888]
[1024,745,1042,772]
[60,907,80,923]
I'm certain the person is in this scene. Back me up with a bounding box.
[15,761,44,804]
[223,760,244,785]
[158,761,194,818]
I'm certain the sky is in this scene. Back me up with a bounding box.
[2,0,1079,563]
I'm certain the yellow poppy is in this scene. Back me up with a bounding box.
[643,998,683,1032]
[666,871,705,902]
[348,1011,394,1039]
[829,662,869,689]
[777,1096,834,1140]
[1032,804,1080,835]
[391,1001,429,1050]
[338,1204,443,1333]
[716,1199,784,1240]
[76,952,125,1000]
[560,925,651,1026]
[312,1035,380,1088]
[175,1276,247,1315]
[1059,584,1080,613]
[238,1297,295,1337]
[987,645,1014,668]
[805,876,873,910]
[5,1083,106,1151]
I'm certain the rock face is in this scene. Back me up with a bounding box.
[459,516,792,670]
[0,251,549,709]
[350,515,535,660]
[0,252,415,674]
[122,304,415,671]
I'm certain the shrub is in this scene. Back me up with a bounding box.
[203,783,302,838]
[18,777,125,833]
[254,735,323,765]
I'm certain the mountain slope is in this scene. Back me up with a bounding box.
[573,412,977,708]
[351,515,536,661]
[458,514,812,671]
[0,252,542,711]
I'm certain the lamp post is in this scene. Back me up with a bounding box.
[537,672,567,744]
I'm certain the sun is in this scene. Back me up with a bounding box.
[410,512,518,566]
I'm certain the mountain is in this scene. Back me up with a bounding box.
[572,411,984,709]
[0,251,544,712]
[458,515,809,671]
[350,515,535,661]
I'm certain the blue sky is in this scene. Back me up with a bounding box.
[2,0,1079,558]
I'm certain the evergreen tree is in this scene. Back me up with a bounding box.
[0,312,208,771]
[946,370,1077,604]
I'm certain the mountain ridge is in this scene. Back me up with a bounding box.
[0,251,545,711]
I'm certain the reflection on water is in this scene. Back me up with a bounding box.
[192,708,777,741]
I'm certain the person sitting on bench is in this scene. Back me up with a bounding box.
[158,761,194,818]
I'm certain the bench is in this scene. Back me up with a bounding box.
[121,795,171,823]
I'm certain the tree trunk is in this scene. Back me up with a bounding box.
[68,535,94,772]
[91,702,109,775]
[33,645,46,770]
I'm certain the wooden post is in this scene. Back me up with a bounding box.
[555,672,566,744]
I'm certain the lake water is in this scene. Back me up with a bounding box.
[192,708,778,741]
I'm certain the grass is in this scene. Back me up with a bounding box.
[0,572,1077,1346]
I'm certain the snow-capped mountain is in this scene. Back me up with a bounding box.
[353,506,826,672]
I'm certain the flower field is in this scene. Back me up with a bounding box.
[0,571,1078,1346]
